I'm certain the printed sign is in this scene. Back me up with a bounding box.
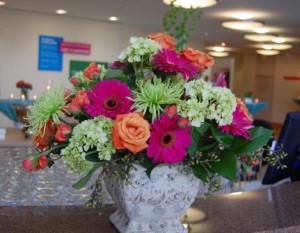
[60,42,91,55]
[38,35,63,71]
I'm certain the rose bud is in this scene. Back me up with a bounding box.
[55,124,72,142]
[70,77,80,85]
[178,118,190,128]
[164,105,177,118]
[22,155,48,172]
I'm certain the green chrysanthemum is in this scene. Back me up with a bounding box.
[28,85,68,135]
[132,76,184,121]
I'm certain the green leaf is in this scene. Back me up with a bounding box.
[72,163,103,190]
[191,164,209,182]
[104,69,126,79]
[145,165,156,178]
[210,124,234,148]
[210,149,237,182]
[85,153,101,162]
[188,124,209,155]
[231,127,273,154]
[198,141,218,152]
[139,157,154,170]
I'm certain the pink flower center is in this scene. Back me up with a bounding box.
[104,98,118,110]
[160,131,175,148]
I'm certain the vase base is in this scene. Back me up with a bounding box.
[110,210,187,233]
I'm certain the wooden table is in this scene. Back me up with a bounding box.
[0,128,32,147]
[1,181,300,233]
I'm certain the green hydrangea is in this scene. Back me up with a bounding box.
[61,116,116,174]
[118,37,161,65]
[178,79,236,127]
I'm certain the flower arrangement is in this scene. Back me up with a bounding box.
[16,80,33,100]
[16,80,32,89]
[22,32,284,207]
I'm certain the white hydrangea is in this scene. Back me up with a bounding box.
[118,37,161,64]
[61,117,116,174]
[178,79,237,127]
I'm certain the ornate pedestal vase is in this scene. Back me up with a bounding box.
[104,164,201,233]
[11,105,33,138]
[20,88,30,100]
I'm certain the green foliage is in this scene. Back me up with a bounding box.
[210,149,237,182]
[231,127,273,154]
[210,123,235,148]
[72,163,103,190]
[163,1,202,50]
[187,124,273,183]
[192,163,209,181]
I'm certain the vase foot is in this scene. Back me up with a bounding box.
[110,210,187,233]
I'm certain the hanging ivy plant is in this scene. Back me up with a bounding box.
[163,1,202,50]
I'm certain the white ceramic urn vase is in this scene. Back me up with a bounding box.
[104,164,201,233]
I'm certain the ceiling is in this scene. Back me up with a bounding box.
[3,0,300,53]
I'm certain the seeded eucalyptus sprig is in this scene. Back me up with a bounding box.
[163,0,202,50]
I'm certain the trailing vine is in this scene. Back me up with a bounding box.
[163,1,202,50]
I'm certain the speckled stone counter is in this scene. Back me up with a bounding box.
[1,181,300,233]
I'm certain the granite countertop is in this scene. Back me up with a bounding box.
[1,181,300,233]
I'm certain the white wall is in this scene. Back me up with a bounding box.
[232,52,300,124]
[272,54,300,123]
[0,8,204,127]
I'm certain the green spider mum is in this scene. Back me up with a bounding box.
[132,76,184,121]
[28,85,69,135]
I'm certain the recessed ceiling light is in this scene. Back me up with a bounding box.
[244,34,276,42]
[272,37,286,43]
[261,44,273,50]
[209,51,229,57]
[109,16,119,21]
[221,20,264,31]
[233,12,253,20]
[256,50,280,56]
[221,42,226,47]
[253,27,269,34]
[0,1,5,6]
[262,43,292,50]
[162,0,217,8]
[56,9,67,14]
[213,46,225,52]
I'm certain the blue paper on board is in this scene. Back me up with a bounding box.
[38,35,63,71]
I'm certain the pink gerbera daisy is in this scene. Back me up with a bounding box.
[219,104,253,140]
[147,114,192,164]
[84,79,133,119]
[152,49,198,80]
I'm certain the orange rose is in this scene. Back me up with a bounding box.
[112,112,150,154]
[147,32,176,50]
[83,63,100,80]
[68,90,90,112]
[180,47,214,71]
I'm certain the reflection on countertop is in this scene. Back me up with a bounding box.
[1,181,300,233]
[1,129,300,233]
